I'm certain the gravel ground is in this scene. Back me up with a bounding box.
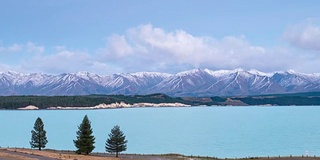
[0,149,57,160]
[1,148,320,160]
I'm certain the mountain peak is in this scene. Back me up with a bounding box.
[204,69,237,77]
[131,72,172,78]
[248,69,272,77]
[5,70,24,76]
[1,69,320,96]
[234,68,245,72]
[76,71,91,76]
[285,69,296,74]
[176,68,204,76]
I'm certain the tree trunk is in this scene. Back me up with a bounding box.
[38,132,41,151]
[116,152,118,157]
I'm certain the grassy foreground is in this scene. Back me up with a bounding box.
[1,148,115,160]
[1,148,320,160]
[0,148,217,160]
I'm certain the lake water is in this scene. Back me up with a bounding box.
[1,106,320,158]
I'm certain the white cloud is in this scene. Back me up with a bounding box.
[26,42,45,53]
[284,23,320,50]
[97,34,133,60]
[23,49,90,73]
[97,24,280,73]
[0,63,11,72]
[3,24,320,74]
[0,44,22,53]
[93,24,320,73]
[0,42,44,54]
[54,46,66,52]
[21,48,116,74]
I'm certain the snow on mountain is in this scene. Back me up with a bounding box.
[103,72,171,94]
[151,69,216,96]
[1,69,320,96]
[151,69,320,96]
[75,71,104,83]
[248,69,273,77]
[270,71,320,92]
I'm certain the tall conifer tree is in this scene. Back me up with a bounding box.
[73,115,95,155]
[30,117,48,150]
[105,125,128,157]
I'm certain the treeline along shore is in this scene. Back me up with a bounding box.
[1,92,320,110]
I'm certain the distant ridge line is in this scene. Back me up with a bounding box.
[1,69,320,96]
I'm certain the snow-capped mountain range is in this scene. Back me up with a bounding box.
[1,69,320,96]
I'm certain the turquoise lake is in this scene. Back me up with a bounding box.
[1,106,320,158]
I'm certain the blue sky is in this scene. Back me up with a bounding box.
[1,0,320,74]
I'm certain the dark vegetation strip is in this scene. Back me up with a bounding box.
[234,94,320,106]
[0,93,190,109]
[1,92,320,109]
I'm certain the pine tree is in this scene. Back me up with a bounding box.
[105,125,128,157]
[73,115,95,155]
[30,117,48,150]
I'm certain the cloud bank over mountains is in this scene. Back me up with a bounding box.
[1,22,320,74]
[284,22,320,51]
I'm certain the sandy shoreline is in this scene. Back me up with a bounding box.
[15,102,191,110]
